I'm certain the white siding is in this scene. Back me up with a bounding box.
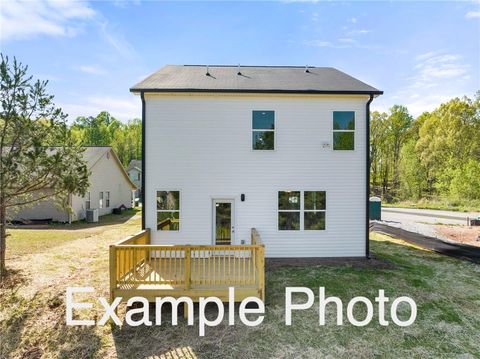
[128,168,142,197]
[72,150,134,220]
[145,93,369,257]
[10,189,69,222]
[128,168,141,188]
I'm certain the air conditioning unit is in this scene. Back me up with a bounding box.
[86,208,99,223]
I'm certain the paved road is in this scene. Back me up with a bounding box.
[371,222,480,264]
[382,207,479,225]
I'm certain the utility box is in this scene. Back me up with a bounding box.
[86,208,99,223]
[369,197,381,220]
[470,217,480,226]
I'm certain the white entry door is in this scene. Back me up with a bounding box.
[212,199,235,245]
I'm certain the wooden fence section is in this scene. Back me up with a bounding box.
[110,229,150,284]
[110,228,265,303]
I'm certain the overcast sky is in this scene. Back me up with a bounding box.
[1,0,479,121]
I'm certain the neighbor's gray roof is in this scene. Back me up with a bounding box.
[130,65,382,95]
[126,159,142,172]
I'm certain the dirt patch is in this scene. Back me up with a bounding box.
[435,225,480,247]
[266,254,397,272]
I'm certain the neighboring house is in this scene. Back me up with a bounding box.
[12,147,136,223]
[130,65,382,258]
[126,159,142,199]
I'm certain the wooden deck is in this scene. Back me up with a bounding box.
[110,229,265,302]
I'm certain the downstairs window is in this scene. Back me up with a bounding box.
[278,191,326,230]
[157,191,180,231]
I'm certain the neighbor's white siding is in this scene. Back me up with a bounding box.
[72,150,134,220]
[10,189,69,222]
[128,168,142,198]
[145,93,369,257]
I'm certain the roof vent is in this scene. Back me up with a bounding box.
[305,65,310,73]
[237,63,242,76]
[205,65,211,77]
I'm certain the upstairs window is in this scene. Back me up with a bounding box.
[157,191,180,231]
[252,110,275,150]
[333,111,355,150]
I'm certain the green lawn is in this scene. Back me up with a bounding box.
[1,218,480,358]
[6,208,140,256]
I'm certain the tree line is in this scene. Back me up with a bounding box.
[370,93,480,208]
[71,112,141,167]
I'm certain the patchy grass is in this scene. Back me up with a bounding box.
[7,208,140,256]
[1,219,480,358]
[382,199,480,213]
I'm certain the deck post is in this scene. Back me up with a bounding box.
[183,302,189,320]
[144,229,150,264]
[109,245,117,315]
[185,246,191,290]
[257,246,265,301]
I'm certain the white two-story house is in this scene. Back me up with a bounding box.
[130,65,382,258]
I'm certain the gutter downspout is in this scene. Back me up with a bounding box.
[141,91,146,230]
[366,93,374,258]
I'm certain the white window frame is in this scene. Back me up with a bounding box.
[99,191,103,209]
[156,190,181,231]
[278,191,301,231]
[278,190,326,231]
[106,191,110,208]
[303,191,326,231]
[333,111,355,151]
[252,110,275,151]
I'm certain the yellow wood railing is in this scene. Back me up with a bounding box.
[110,229,151,297]
[109,228,265,302]
[157,218,180,231]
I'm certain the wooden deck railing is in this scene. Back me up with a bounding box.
[109,228,265,303]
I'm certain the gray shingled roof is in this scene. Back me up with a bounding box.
[126,159,142,172]
[130,65,382,95]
